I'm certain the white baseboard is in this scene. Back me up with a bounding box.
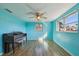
[54,41,74,56]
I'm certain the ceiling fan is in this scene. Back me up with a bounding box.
[26,4,47,21]
[27,11,47,21]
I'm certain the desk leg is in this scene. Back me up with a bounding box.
[12,42,15,55]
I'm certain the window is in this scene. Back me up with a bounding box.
[57,11,78,32]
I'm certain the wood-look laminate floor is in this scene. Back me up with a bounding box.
[3,40,70,56]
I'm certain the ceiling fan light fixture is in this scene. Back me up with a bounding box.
[37,16,41,20]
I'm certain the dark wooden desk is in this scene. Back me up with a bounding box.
[2,32,27,54]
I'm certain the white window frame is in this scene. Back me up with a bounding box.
[56,10,78,33]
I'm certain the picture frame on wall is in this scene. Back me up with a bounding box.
[35,23,43,31]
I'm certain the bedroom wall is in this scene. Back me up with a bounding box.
[0,9,53,55]
[0,10,27,55]
[25,22,53,40]
[53,4,79,55]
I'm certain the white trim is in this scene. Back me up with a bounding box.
[54,41,74,56]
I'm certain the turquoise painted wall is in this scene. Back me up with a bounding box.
[0,10,27,55]
[0,9,52,55]
[53,4,79,56]
[25,22,53,40]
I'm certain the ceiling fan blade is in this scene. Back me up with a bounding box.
[42,17,47,19]
[26,12,35,15]
[28,17,35,18]
[40,12,46,16]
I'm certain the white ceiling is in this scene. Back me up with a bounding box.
[0,3,76,22]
